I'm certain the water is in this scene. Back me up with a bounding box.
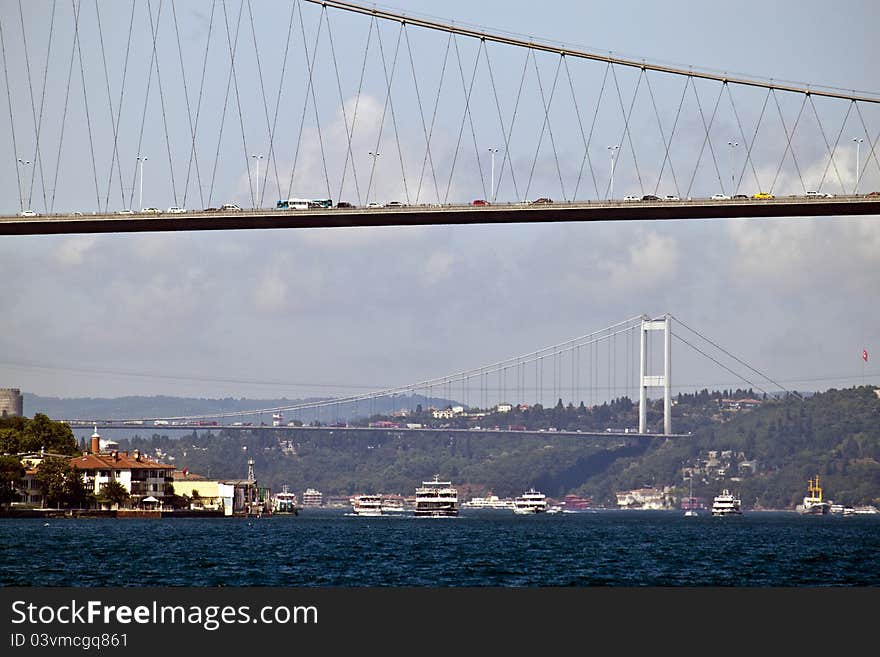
[2,510,879,586]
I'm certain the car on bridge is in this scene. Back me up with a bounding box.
[166,206,186,213]
[140,207,161,214]
[220,203,243,211]
[366,201,385,208]
[622,195,640,202]
[115,208,135,215]
[532,197,553,204]
[752,192,774,199]
[805,190,834,198]
[733,194,749,199]
[335,201,354,208]
[711,193,730,200]
[386,200,407,208]
[662,194,680,201]
[472,199,489,206]
[18,210,37,217]
[867,191,880,197]
[641,194,660,201]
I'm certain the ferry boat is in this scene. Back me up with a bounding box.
[301,488,323,508]
[711,489,742,516]
[350,494,384,516]
[796,475,831,515]
[513,488,548,514]
[414,475,459,517]
[272,485,299,515]
[461,494,516,510]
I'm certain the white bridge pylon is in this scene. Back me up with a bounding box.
[639,314,672,436]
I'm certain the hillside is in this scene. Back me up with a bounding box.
[111,386,880,509]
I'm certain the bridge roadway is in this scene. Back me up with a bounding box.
[3,195,878,235]
[68,421,689,438]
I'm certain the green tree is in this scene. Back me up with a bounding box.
[34,456,92,508]
[97,480,130,509]
[0,455,25,508]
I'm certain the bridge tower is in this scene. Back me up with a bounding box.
[639,314,672,435]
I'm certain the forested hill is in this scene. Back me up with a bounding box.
[112,386,880,510]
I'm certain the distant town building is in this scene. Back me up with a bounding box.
[495,403,513,413]
[0,388,23,417]
[616,487,671,510]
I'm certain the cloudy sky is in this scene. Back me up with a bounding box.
[0,0,878,404]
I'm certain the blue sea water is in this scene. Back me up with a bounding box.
[2,509,879,587]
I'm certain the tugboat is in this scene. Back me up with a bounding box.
[796,475,831,515]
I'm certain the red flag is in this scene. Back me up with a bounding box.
[863,349,869,363]
[182,467,188,476]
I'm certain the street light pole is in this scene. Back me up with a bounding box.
[137,156,147,210]
[727,141,738,196]
[852,137,864,195]
[251,153,264,208]
[16,158,31,212]
[607,145,619,200]
[488,148,499,202]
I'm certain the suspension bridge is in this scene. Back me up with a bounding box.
[61,314,803,438]
[1,0,878,234]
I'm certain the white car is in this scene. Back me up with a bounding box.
[711,194,730,200]
[805,190,834,198]
[166,206,186,214]
[18,209,37,217]
[140,207,161,214]
[220,203,243,211]
[386,200,407,207]
[366,201,385,208]
[115,208,134,215]
[663,194,680,201]
[622,195,641,202]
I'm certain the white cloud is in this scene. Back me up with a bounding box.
[53,237,97,267]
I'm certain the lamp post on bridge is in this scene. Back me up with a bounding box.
[607,145,619,201]
[251,153,264,208]
[488,147,499,202]
[727,141,738,197]
[852,137,864,195]
[137,156,148,211]
[16,158,31,213]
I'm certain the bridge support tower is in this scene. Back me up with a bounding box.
[639,314,672,435]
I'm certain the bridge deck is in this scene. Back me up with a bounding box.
[3,196,878,235]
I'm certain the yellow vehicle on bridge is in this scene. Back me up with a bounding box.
[752,192,775,199]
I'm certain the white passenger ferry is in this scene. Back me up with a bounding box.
[414,475,459,517]
[272,485,299,515]
[350,494,384,516]
[513,488,548,514]
[711,489,742,516]
[461,494,516,510]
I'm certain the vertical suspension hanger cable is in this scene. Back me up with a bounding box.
[808,95,847,193]
[16,0,43,212]
[0,14,24,212]
[563,56,594,201]
[612,64,646,197]
[724,82,760,196]
[414,29,450,205]
[737,86,772,196]
[575,61,610,201]
[647,71,686,198]
[72,0,101,212]
[685,78,725,199]
[24,0,55,213]
[325,8,364,206]
[184,0,216,210]
[97,0,132,213]
[443,33,485,204]
[146,0,180,208]
[769,89,808,195]
[853,102,880,188]
[375,21,409,204]
[246,0,275,207]
[455,36,489,203]
[297,0,333,202]
[222,0,253,208]
[524,52,565,202]
[49,1,79,213]
[493,47,531,203]
[131,0,159,209]
[403,24,439,205]
[817,100,854,195]
[172,0,206,209]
